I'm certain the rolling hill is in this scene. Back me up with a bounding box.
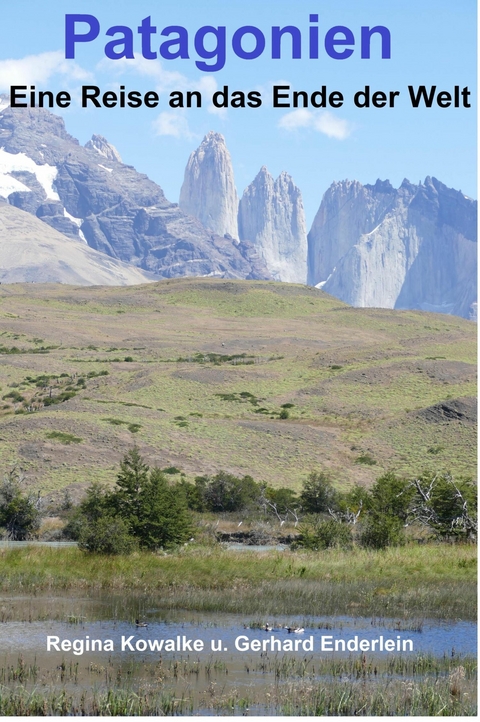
[0,278,475,502]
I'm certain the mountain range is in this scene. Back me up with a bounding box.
[0,101,476,318]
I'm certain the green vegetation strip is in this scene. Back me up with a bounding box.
[45,431,82,445]
[0,544,475,619]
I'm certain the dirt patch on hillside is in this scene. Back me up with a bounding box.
[238,419,335,444]
[418,360,476,383]
[172,366,275,385]
[307,359,476,392]
[415,396,477,425]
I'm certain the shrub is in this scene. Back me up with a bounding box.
[295,519,353,551]
[0,469,40,540]
[355,453,377,466]
[46,431,82,445]
[408,472,477,539]
[78,516,136,554]
[300,471,339,514]
[2,390,25,403]
[200,472,260,513]
[264,486,299,515]
[178,479,207,512]
[338,484,371,518]
[359,514,405,549]
[370,472,414,522]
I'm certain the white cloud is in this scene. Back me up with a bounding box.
[152,111,196,140]
[0,51,91,91]
[278,109,352,140]
[98,56,226,118]
[97,56,186,93]
[278,108,312,131]
[207,103,227,118]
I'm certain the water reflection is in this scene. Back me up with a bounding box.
[0,592,476,658]
[0,593,475,715]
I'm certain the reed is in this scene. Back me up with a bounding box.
[0,654,475,716]
[0,543,475,619]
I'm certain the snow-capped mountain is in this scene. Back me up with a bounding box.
[0,104,269,282]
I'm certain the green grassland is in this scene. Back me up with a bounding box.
[0,279,476,500]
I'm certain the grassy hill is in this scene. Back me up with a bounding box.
[0,278,476,501]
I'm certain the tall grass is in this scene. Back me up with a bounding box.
[0,543,476,619]
[0,654,475,716]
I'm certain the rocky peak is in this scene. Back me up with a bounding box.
[0,106,269,282]
[238,167,307,283]
[179,131,239,239]
[307,178,477,318]
[85,134,122,163]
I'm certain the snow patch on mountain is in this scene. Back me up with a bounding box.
[0,148,59,200]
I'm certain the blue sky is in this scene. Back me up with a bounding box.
[0,0,476,226]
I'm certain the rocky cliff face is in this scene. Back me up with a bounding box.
[0,106,269,282]
[0,201,157,285]
[179,131,239,239]
[238,167,307,284]
[85,134,122,163]
[308,178,477,319]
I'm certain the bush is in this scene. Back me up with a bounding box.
[78,516,136,554]
[359,514,405,549]
[200,472,260,513]
[370,472,414,521]
[178,479,207,512]
[46,431,82,445]
[0,469,40,540]
[409,472,477,539]
[300,471,339,514]
[295,518,353,551]
[338,484,371,518]
[355,453,377,466]
[264,486,298,515]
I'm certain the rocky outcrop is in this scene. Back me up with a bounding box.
[308,178,477,319]
[179,131,239,238]
[238,167,307,283]
[85,134,122,163]
[0,106,269,281]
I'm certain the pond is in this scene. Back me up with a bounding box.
[0,592,476,715]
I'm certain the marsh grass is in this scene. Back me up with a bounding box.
[0,653,475,715]
[274,675,476,716]
[0,544,475,619]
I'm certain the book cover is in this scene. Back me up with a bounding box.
[0,0,476,717]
